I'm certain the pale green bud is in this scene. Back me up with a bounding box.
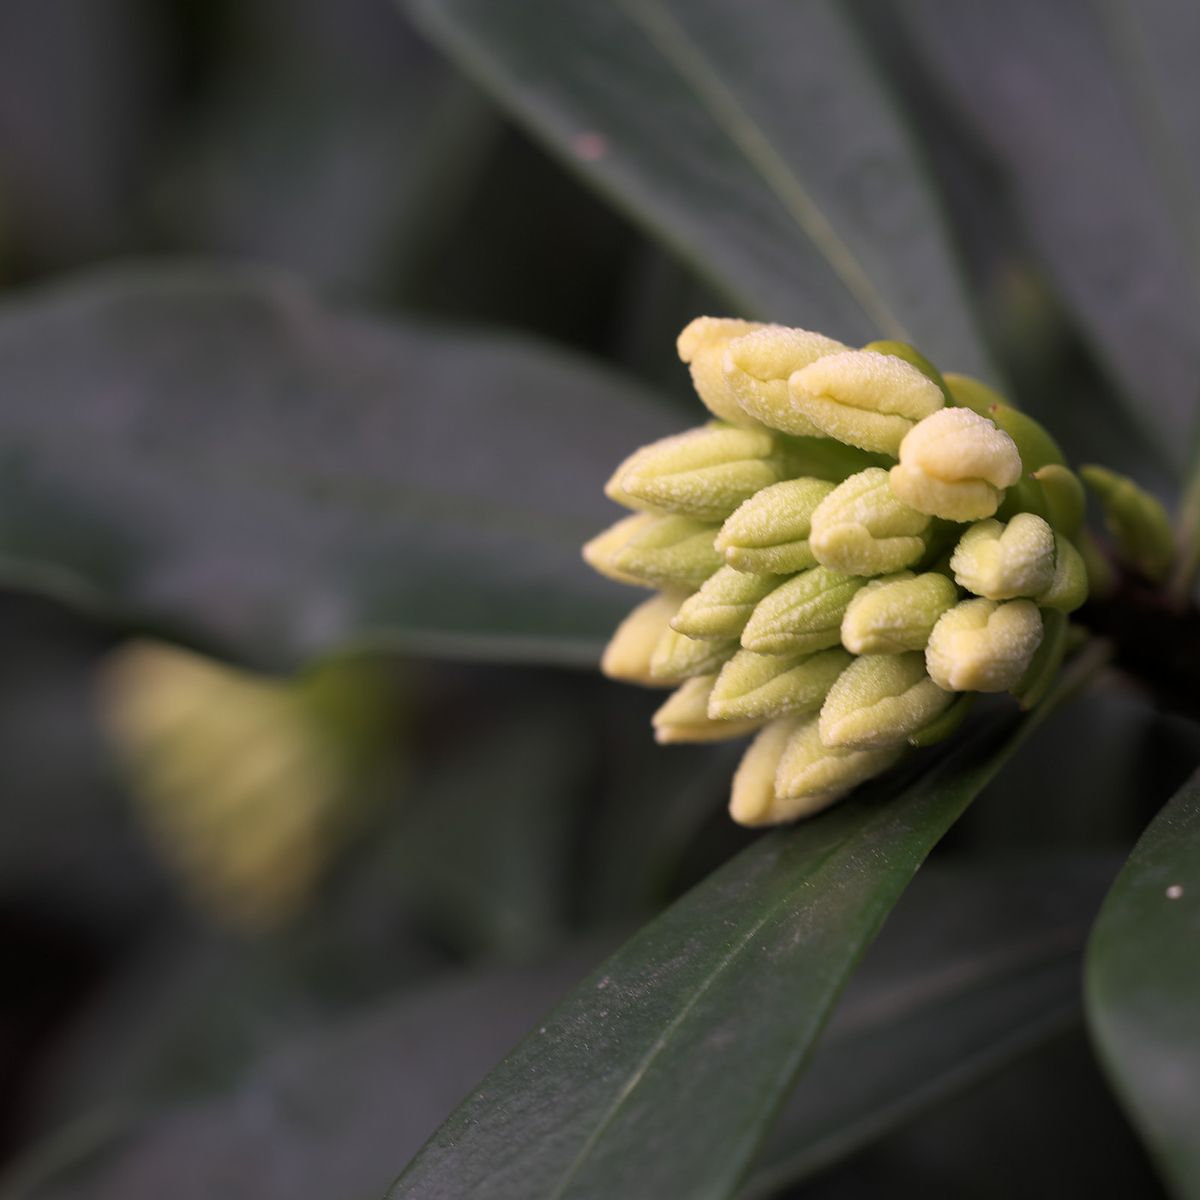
[1080,464,1174,583]
[600,591,685,686]
[775,714,904,803]
[582,513,658,587]
[677,317,770,426]
[1013,609,1069,711]
[714,478,833,574]
[740,566,867,655]
[840,571,959,654]
[670,565,782,640]
[650,627,739,684]
[728,718,806,826]
[889,407,1023,521]
[1036,533,1089,613]
[652,675,764,744]
[788,349,945,454]
[606,423,787,521]
[810,467,931,575]
[818,652,953,750]
[939,372,1009,417]
[608,514,722,590]
[1032,464,1086,538]
[723,325,848,435]
[925,598,1044,693]
[908,693,974,747]
[708,646,852,721]
[950,514,1056,600]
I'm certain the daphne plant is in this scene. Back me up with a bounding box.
[585,318,1174,828]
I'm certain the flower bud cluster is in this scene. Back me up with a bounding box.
[585,318,1096,827]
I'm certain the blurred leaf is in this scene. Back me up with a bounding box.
[1086,766,1200,1198]
[408,0,994,377]
[893,0,1200,471]
[741,854,1116,1197]
[387,674,1093,1200]
[0,265,679,669]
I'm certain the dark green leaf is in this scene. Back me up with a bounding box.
[388,673,1093,1200]
[1086,766,1200,1197]
[893,0,1200,470]
[408,0,993,377]
[0,265,678,669]
[742,855,1117,1196]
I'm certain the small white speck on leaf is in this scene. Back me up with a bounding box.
[1166,884,1184,900]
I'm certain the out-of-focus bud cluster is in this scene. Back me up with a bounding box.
[584,317,1156,827]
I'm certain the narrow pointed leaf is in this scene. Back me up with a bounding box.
[408,0,993,377]
[0,265,678,670]
[1086,766,1200,1197]
[388,675,1091,1200]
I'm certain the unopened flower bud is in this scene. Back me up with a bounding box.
[1036,533,1089,613]
[818,652,953,750]
[582,513,658,587]
[728,718,804,826]
[775,715,904,803]
[788,350,945,454]
[677,317,769,426]
[723,326,848,435]
[810,468,931,575]
[1032,464,1086,538]
[950,514,1056,600]
[889,407,1022,521]
[670,565,781,640]
[840,571,959,654]
[600,591,685,686]
[608,514,722,590]
[1080,464,1174,583]
[650,628,739,684]
[741,566,867,655]
[715,478,833,574]
[925,598,1043,693]
[709,646,851,721]
[861,340,953,403]
[652,675,764,743]
[606,423,787,521]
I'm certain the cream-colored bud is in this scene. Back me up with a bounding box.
[582,513,659,587]
[840,571,959,654]
[788,350,945,454]
[709,646,851,721]
[652,675,764,744]
[950,514,1056,600]
[723,325,848,435]
[818,653,953,750]
[670,566,782,640]
[809,468,931,575]
[1037,533,1089,613]
[677,317,769,426]
[889,407,1022,521]
[729,718,833,826]
[775,715,904,803]
[608,514,722,590]
[715,478,834,574]
[925,598,1044,693]
[740,566,867,655]
[600,592,685,686]
[606,424,786,521]
[650,627,739,684]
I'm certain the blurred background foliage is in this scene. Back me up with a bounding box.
[0,0,1195,1197]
